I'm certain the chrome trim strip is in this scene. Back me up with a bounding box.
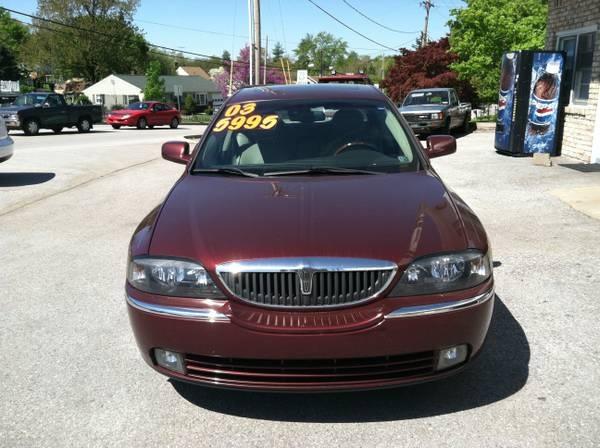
[216,257,397,274]
[126,295,229,322]
[215,257,398,309]
[385,289,495,319]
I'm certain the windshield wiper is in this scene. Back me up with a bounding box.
[192,167,259,178]
[264,166,381,177]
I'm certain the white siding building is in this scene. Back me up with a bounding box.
[83,74,221,110]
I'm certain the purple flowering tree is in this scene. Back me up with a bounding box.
[213,46,286,98]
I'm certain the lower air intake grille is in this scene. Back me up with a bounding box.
[184,351,436,386]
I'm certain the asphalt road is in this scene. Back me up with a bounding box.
[1,128,599,447]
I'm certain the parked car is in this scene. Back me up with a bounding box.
[0,92,103,135]
[0,117,14,163]
[399,88,471,135]
[106,102,181,129]
[125,84,494,392]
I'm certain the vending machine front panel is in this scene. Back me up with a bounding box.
[523,52,565,155]
[495,52,518,152]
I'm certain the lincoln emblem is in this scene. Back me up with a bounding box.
[298,269,314,295]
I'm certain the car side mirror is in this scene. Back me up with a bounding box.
[425,135,456,159]
[162,141,191,164]
[42,102,50,108]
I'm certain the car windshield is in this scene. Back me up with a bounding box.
[194,99,418,176]
[403,91,449,106]
[13,94,48,106]
[127,102,150,110]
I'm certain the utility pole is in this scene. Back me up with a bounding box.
[421,0,433,49]
[253,0,261,85]
[264,35,268,84]
[248,0,253,85]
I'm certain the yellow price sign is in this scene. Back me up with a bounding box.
[212,113,279,133]
[224,102,256,117]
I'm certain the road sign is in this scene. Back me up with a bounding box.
[296,70,308,85]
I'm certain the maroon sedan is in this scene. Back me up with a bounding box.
[106,101,180,130]
[126,84,494,392]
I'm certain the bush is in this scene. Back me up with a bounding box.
[73,94,92,105]
[111,104,125,111]
[183,94,197,115]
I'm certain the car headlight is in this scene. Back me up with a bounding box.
[431,112,444,120]
[127,257,225,298]
[390,250,492,296]
[9,113,18,121]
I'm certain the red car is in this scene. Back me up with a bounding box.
[126,84,494,392]
[106,101,181,130]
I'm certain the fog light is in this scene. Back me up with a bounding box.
[436,344,468,371]
[154,348,185,373]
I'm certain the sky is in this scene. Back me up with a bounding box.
[2,0,465,59]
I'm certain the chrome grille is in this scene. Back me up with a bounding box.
[403,113,431,122]
[217,257,397,308]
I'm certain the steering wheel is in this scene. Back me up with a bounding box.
[334,141,378,156]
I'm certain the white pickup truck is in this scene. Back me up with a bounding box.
[398,88,471,135]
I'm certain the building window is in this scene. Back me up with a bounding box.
[557,30,596,104]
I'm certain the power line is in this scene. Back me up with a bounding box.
[135,18,248,40]
[277,0,288,55]
[305,0,399,52]
[11,17,209,69]
[1,7,287,72]
[342,0,419,34]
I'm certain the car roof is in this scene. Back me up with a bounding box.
[409,88,454,93]
[231,84,385,103]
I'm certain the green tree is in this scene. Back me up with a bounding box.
[143,60,165,101]
[271,41,284,63]
[183,93,196,114]
[0,10,30,80]
[294,32,348,76]
[222,50,231,62]
[449,0,547,102]
[22,0,148,82]
[149,50,177,75]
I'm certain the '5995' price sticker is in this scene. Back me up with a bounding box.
[213,102,278,132]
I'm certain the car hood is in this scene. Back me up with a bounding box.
[149,171,472,269]
[0,105,32,114]
[109,109,141,116]
[400,104,448,113]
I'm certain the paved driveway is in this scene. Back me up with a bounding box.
[0,130,598,447]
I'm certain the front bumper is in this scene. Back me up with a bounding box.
[407,119,445,133]
[127,278,494,391]
[106,116,136,126]
[0,135,14,162]
[4,119,20,130]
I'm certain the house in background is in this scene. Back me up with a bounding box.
[546,0,599,163]
[176,66,211,80]
[82,74,221,110]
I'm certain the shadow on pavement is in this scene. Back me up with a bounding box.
[0,172,56,187]
[9,130,114,137]
[111,126,195,131]
[172,296,529,422]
